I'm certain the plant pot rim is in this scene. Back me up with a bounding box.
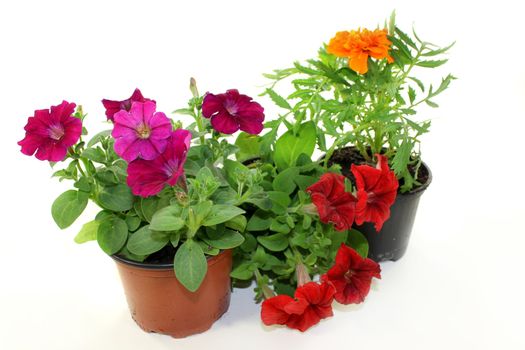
[111,249,230,271]
[326,146,433,196]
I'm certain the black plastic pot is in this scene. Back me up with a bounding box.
[355,162,432,262]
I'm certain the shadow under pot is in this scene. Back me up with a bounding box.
[112,249,232,338]
[327,147,432,262]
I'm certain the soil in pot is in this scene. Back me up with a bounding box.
[113,248,233,338]
[328,147,432,262]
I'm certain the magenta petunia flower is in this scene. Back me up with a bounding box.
[102,88,155,122]
[202,89,265,135]
[126,129,191,197]
[111,101,172,162]
[18,101,82,162]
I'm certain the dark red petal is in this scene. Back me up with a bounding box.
[210,111,240,134]
[261,295,294,326]
[201,93,224,118]
[285,308,321,332]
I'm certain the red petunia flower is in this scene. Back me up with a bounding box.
[351,154,399,231]
[126,129,191,197]
[321,244,381,305]
[18,101,82,162]
[261,281,335,332]
[201,89,265,135]
[306,173,357,231]
[102,88,155,122]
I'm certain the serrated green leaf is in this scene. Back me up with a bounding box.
[416,59,448,68]
[265,88,292,110]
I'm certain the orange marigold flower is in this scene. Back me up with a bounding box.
[327,28,394,74]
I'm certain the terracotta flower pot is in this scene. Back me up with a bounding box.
[112,249,233,338]
[327,147,432,262]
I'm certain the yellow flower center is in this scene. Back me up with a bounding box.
[136,123,151,139]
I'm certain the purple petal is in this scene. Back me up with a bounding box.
[149,112,172,140]
[210,111,239,134]
[140,101,157,125]
[238,117,264,135]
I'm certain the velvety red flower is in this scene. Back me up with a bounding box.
[126,129,191,197]
[261,281,335,332]
[306,173,357,231]
[111,101,172,162]
[18,101,82,162]
[102,88,155,122]
[351,154,399,231]
[321,244,381,305]
[201,89,265,135]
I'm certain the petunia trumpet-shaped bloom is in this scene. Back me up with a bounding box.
[18,101,82,162]
[102,88,155,122]
[306,173,357,231]
[261,281,336,332]
[126,129,191,197]
[327,28,394,74]
[351,154,399,231]
[201,89,265,135]
[111,101,172,162]
[321,244,381,305]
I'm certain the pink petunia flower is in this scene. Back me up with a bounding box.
[201,89,265,135]
[111,101,172,162]
[126,129,191,197]
[102,88,155,122]
[18,101,82,162]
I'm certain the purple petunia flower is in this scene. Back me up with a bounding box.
[102,88,155,122]
[126,129,191,197]
[111,101,172,162]
[201,89,265,135]
[18,101,82,162]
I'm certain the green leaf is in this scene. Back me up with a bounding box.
[273,122,316,170]
[202,205,245,226]
[223,159,249,189]
[257,233,289,252]
[51,190,89,229]
[74,176,92,193]
[174,240,207,292]
[81,148,106,164]
[127,225,169,255]
[416,59,448,68]
[421,41,455,57]
[265,88,292,110]
[347,229,369,258]
[230,262,255,280]
[408,86,416,105]
[125,215,141,232]
[149,205,185,231]
[388,10,396,35]
[235,132,261,162]
[87,130,111,147]
[97,216,128,255]
[246,211,272,231]
[272,167,300,194]
[140,196,170,223]
[425,100,439,108]
[170,231,181,247]
[98,184,134,212]
[395,27,417,49]
[240,233,257,252]
[391,139,412,176]
[225,215,247,232]
[74,220,99,244]
[203,229,245,249]
[408,76,425,92]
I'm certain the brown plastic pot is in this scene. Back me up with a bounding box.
[112,249,232,338]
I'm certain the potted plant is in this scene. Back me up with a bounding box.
[261,12,455,261]
[17,83,262,338]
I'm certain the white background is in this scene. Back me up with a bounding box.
[1,0,524,349]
